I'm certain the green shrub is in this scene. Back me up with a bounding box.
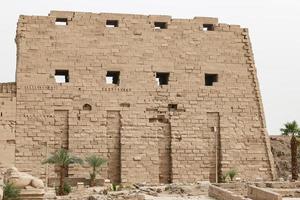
[3,183,20,200]
[226,169,237,181]
[220,174,228,183]
[55,182,72,195]
[110,183,119,191]
[85,155,106,187]
[63,182,72,195]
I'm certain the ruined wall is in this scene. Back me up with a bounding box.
[0,83,16,168]
[14,10,275,183]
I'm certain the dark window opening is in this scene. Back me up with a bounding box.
[154,22,167,30]
[106,20,119,28]
[149,118,156,123]
[106,71,120,85]
[0,112,2,117]
[55,18,68,26]
[205,74,218,86]
[120,103,130,107]
[168,104,178,112]
[203,24,214,31]
[55,70,69,83]
[211,127,217,132]
[83,104,92,111]
[156,72,169,86]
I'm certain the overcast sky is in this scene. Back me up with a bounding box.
[1,0,299,135]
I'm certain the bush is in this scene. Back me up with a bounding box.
[85,155,106,187]
[226,169,237,181]
[55,182,72,195]
[110,183,119,191]
[220,174,228,183]
[3,183,20,200]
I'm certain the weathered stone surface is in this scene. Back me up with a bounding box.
[248,185,282,200]
[31,178,45,189]
[0,179,3,200]
[0,10,276,184]
[4,167,44,189]
[0,83,16,168]
[19,188,45,200]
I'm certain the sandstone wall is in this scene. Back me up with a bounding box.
[0,83,16,168]
[248,185,282,200]
[14,10,275,183]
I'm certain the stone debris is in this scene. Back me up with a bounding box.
[55,183,213,200]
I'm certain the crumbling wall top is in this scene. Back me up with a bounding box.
[15,10,248,35]
[45,10,219,26]
[0,83,16,94]
[48,10,217,20]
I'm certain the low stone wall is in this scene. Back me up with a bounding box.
[254,181,300,189]
[213,183,248,196]
[253,181,300,198]
[248,185,282,200]
[19,188,45,200]
[208,184,250,200]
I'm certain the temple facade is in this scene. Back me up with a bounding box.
[0,11,276,184]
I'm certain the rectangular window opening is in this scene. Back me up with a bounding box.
[55,18,68,26]
[106,20,119,28]
[168,104,178,112]
[55,70,69,83]
[106,71,120,85]
[205,74,218,86]
[156,72,169,86]
[154,22,167,30]
[203,24,214,31]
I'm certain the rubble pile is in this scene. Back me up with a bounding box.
[56,182,211,200]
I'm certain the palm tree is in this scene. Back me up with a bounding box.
[85,155,107,187]
[42,149,83,195]
[280,121,300,180]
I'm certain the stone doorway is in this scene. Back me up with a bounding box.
[107,111,121,184]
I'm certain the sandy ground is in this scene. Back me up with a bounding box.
[144,195,216,200]
[54,184,217,200]
[283,199,300,200]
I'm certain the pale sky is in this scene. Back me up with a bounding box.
[1,0,299,135]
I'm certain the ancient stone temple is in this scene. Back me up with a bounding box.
[0,10,276,184]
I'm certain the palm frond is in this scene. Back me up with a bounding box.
[86,155,107,169]
[280,121,300,136]
[42,148,83,167]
